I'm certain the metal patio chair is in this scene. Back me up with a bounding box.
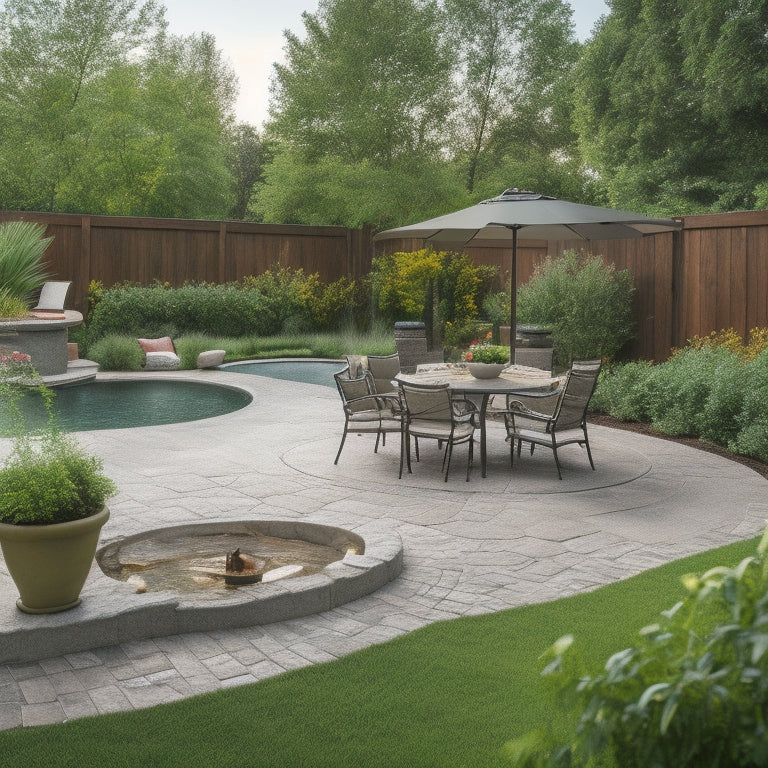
[398,381,477,482]
[366,353,401,395]
[503,359,602,479]
[333,366,402,465]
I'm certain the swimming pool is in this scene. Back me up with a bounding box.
[1,380,252,434]
[221,359,345,388]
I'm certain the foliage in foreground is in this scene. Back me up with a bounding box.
[592,328,768,462]
[0,429,116,524]
[517,250,636,367]
[504,529,768,768]
[0,352,116,524]
[0,537,759,768]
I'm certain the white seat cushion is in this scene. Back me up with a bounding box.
[143,351,181,370]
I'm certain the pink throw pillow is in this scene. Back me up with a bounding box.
[138,336,175,353]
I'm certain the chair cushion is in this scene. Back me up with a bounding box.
[348,410,386,424]
[138,336,176,353]
[409,420,474,440]
[514,426,585,445]
[197,349,226,369]
[143,351,181,370]
[345,355,368,377]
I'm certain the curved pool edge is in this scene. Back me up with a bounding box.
[0,520,403,665]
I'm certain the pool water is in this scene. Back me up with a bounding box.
[1,380,252,434]
[222,360,344,388]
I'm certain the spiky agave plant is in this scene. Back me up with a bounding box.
[0,221,54,307]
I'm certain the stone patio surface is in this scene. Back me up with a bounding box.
[0,368,765,730]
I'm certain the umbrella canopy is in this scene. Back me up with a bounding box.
[374,189,682,362]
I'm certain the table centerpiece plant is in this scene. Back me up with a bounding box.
[0,350,116,613]
[463,334,509,378]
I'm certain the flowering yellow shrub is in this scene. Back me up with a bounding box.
[371,248,489,324]
[685,327,768,362]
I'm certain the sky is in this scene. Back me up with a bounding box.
[161,0,610,127]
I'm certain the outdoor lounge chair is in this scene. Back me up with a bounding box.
[333,366,402,465]
[398,381,477,482]
[30,280,71,319]
[502,359,602,479]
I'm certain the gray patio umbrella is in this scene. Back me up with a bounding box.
[374,189,682,362]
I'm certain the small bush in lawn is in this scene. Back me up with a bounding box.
[517,250,635,367]
[504,528,768,768]
[87,335,144,371]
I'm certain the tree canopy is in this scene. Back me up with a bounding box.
[0,0,243,217]
[256,0,586,228]
[1,0,767,224]
[573,0,768,214]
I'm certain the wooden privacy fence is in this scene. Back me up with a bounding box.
[2,208,768,361]
[0,212,373,318]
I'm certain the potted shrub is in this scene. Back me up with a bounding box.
[0,351,116,613]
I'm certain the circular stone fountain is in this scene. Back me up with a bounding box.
[89,519,403,640]
[97,520,366,597]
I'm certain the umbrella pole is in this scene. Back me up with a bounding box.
[509,227,518,365]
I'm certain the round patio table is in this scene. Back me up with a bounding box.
[395,365,560,478]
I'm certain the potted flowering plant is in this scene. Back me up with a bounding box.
[464,334,509,378]
[0,350,116,613]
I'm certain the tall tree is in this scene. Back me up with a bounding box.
[0,1,237,218]
[443,0,581,195]
[574,0,768,214]
[226,123,268,220]
[257,0,467,229]
[0,0,164,210]
[268,0,453,166]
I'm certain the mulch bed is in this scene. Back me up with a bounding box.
[588,413,768,482]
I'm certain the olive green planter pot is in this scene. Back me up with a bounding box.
[0,506,110,614]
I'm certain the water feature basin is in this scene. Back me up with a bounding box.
[97,520,365,598]
[0,520,402,664]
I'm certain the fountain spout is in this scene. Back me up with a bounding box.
[224,548,263,584]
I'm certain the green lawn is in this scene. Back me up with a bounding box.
[0,536,759,768]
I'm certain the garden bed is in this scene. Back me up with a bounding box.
[589,413,768,481]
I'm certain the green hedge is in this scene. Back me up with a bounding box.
[87,284,277,341]
[592,341,768,462]
[85,269,365,345]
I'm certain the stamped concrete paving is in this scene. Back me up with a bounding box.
[0,368,766,730]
